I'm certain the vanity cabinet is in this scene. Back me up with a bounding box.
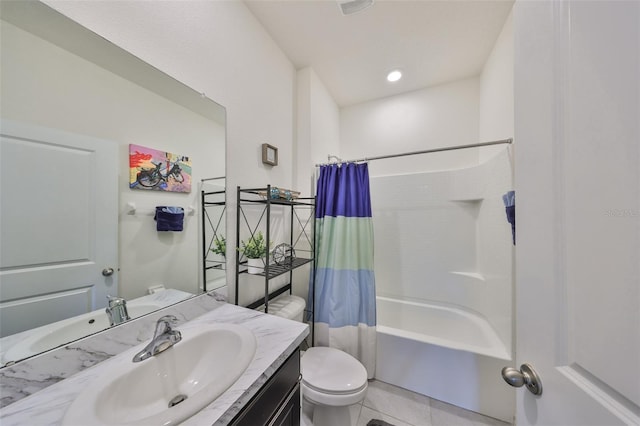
[230,348,301,426]
[234,185,316,344]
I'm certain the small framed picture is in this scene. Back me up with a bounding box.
[262,143,278,166]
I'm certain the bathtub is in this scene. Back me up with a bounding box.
[375,296,515,422]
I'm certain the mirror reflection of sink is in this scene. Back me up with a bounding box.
[2,303,162,363]
[62,323,257,426]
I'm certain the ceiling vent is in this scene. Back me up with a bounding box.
[337,0,374,16]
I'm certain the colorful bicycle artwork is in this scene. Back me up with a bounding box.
[129,144,192,193]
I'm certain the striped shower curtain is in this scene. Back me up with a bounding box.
[312,162,376,378]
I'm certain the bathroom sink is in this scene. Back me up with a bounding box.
[62,323,257,426]
[2,304,161,363]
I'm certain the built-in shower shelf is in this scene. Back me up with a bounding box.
[450,271,485,281]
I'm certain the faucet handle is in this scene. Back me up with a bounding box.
[152,315,179,337]
[158,315,178,325]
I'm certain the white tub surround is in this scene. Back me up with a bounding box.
[375,296,513,422]
[370,149,514,354]
[0,301,308,425]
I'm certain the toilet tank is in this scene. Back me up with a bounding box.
[258,295,306,322]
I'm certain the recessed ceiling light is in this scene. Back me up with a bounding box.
[387,70,402,82]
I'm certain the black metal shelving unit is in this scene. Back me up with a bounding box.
[235,185,316,344]
[201,188,226,292]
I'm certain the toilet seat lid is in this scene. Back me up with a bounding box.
[301,347,368,394]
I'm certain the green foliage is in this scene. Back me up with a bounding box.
[210,236,226,257]
[239,231,268,259]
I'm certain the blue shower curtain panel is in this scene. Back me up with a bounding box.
[312,163,377,377]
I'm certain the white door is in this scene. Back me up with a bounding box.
[0,120,118,337]
[513,1,639,425]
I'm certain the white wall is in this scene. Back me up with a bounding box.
[340,77,480,176]
[479,10,514,162]
[0,21,223,300]
[296,67,340,197]
[43,0,297,303]
[293,67,341,304]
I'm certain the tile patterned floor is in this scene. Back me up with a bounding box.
[348,380,512,426]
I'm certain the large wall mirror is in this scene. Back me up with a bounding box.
[0,1,226,366]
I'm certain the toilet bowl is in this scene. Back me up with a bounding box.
[301,346,368,426]
[262,294,368,426]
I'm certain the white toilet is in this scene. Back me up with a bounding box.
[300,346,368,426]
[262,295,369,426]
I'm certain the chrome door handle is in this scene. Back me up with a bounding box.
[501,363,543,396]
[102,267,115,277]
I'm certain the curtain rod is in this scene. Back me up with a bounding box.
[315,138,513,167]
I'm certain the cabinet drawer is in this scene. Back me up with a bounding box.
[230,348,300,426]
[269,382,300,426]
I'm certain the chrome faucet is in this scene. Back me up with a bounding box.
[106,295,130,326]
[132,315,182,363]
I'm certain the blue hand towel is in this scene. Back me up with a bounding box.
[154,206,184,231]
[502,191,515,245]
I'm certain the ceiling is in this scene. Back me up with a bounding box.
[244,0,514,107]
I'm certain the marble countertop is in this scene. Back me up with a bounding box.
[0,289,194,366]
[0,301,309,425]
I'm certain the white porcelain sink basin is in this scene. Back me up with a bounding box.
[62,323,257,426]
[2,304,161,363]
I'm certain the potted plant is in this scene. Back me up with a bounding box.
[239,231,268,274]
[210,236,226,258]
